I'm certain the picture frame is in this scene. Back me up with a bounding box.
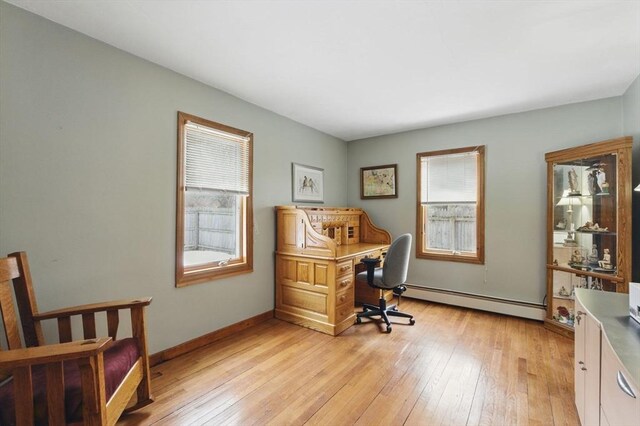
[360,164,398,199]
[292,163,324,203]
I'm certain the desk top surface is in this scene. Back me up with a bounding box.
[575,288,640,385]
[335,243,389,260]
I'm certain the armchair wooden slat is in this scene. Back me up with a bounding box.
[58,316,73,343]
[0,252,153,425]
[107,310,119,340]
[83,313,98,339]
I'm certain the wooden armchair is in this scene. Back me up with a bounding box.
[0,252,153,425]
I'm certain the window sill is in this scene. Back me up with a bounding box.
[176,262,253,287]
[416,251,484,265]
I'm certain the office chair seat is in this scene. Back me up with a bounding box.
[355,233,415,333]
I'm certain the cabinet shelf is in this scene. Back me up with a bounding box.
[547,264,624,283]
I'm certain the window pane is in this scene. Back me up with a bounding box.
[426,204,476,252]
[183,191,242,268]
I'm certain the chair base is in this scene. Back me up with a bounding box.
[355,297,415,333]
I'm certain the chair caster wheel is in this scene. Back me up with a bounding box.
[409,319,415,325]
[386,325,392,333]
[356,317,362,324]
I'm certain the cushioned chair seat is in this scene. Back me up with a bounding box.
[0,337,139,425]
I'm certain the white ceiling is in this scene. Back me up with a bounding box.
[7,0,640,141]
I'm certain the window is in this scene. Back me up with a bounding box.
[176,112,253,286]
[416,146,484,264]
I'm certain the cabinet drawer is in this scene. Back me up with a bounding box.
[335,297,355,323]
[336,289,352,306]
[600,337,640,425]
[336,259,354,277]
[336,275,353,292]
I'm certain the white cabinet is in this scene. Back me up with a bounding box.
[575,299,601,426]
[574,289,640,426]
[600,336,640,425]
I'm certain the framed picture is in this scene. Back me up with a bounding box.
[361,164,398,199]
[292,163,324,203]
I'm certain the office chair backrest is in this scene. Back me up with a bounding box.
[381,233,411,288]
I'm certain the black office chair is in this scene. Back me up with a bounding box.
[355,233,415,333]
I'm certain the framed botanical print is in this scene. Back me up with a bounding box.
[361,164,398,199]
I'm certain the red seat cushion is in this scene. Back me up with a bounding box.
[0,337,140,425]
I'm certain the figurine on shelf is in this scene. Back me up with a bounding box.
[590,278,603,291]
[553,259,559,266]
[563,231,578,247]
[587,168,601,195]
[577,221,608,233]
[558,286,570,297]
[571,249,583,264]
[598,166,609,194]
[587,244,599,265]
[568,168,580,195]
[556,306,571,323]
[598,248,612,269]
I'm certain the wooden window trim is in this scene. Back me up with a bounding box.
[415,145,485,265]
[176,111,253,287]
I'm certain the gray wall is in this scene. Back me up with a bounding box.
[347,99,624,305]
[623,74,640,281]
[0,2,347,353]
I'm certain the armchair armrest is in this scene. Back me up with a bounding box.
[34,297,152,320]
[0,338,112,369]
[360,257,381,285]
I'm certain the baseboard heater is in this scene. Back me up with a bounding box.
[404,284,545,321]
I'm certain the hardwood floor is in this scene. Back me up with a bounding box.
[119,299,578,425]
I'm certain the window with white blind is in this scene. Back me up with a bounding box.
[416,146,485,264]
[176,112,253,286]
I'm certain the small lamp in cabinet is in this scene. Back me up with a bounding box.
[556,190,582,230]
[556,190,582,246]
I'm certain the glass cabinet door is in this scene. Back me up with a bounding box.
[550,154,618,329]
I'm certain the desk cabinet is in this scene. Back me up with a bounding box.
[275,206,391,335]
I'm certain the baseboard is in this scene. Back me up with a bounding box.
[404,285,546,321]
[150,310,274,366]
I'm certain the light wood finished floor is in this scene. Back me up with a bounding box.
[119,299,578,425]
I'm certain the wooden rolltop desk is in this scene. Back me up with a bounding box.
[275,206,392,335]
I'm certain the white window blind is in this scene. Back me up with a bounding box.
[185,122,250,195]
[421,151,477,203]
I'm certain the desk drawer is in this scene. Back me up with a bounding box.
[336,275,354,292]
[336,259,354,277]
[354,249,383,266]
[335,295,355,323]
[336,289,352,306]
